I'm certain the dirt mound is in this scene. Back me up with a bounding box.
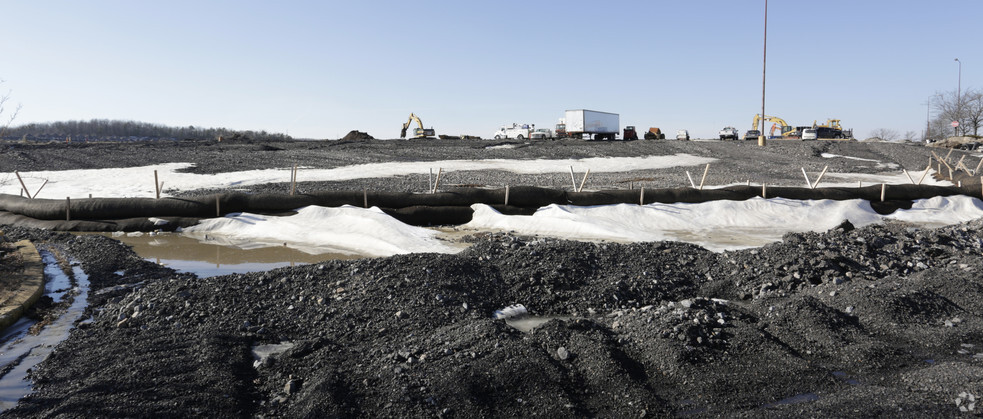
[340,130,374,141]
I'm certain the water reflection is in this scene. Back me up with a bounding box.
[86,232,361,277]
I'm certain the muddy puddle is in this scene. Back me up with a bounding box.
[86,232,364,278]
[0,252,89,412]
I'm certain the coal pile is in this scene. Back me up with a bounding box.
[2,218,983,417]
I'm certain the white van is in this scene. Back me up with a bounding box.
[676,130,690,141]
[802,128,818,140]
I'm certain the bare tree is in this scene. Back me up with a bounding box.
[962,89,983,136]
[902,131,919,142]
[932,89,983,135]
[868,128,899,142]
[0,79,22,138]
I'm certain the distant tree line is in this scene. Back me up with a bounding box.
[2,119,292,142]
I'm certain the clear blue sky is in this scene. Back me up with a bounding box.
[1,1,979,140]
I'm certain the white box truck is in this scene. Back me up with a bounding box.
[561,109,619,140]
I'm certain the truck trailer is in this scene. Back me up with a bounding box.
[559,109,619,140]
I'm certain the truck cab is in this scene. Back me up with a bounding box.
[676,130,690,141]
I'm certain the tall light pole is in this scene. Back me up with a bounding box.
[955,58,962,136]
[758,0,768,147]
[925,96,931,141]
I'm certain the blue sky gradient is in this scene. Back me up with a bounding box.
[2,1,979,139]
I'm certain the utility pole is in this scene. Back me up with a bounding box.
[758,0,768,147]
[955,58,962,136]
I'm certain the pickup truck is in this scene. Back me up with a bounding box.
[719,126,739,140]
[530,128,553,140]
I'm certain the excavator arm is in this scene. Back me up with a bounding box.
[399,113,435,138]
[753,114,793,137]
[400,113,425,138]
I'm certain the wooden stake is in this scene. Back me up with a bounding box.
[762,184,767,199]
[15,171,31,198]
[31,180,48,199]
[505,185,510,206]
[154,170,160,199]
[569,166,577,191]
[801,167,812,188]
[902,169,915,185]
[686,171,696,188]
[811,166,829,189]
[216,196,221,217]
[432,168,443,193]
[639,187,645,205]
[976,157,983,174]
[429,168,433,192]
[944,147,954,162]
[956,155,967,173]
[933,151,954,174]
[290,165,297,196]
[578,168,590,192]
[66,197,71,221]
[858,181,862,188]
[917,164,930,185]
[363,188,368,208]
[698,164,710,190]
[881,184,886,202]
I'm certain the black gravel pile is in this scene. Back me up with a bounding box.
[2,219,983,417]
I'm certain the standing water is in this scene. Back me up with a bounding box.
[0,252,90,412]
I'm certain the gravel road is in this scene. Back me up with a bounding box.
[2,138,983,417]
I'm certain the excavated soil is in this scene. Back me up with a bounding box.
[1,138,983,417]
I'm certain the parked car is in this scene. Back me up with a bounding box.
[530,128,553,140]
[676,130,690,141]
[802,128,818,140]
[744,130,761,140]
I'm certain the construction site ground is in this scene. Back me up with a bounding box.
[2,137,983,417]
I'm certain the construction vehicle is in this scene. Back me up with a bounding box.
[751,114,794,138]
[561,109,619,140]
[437,134,482,140]
[623,126,639,141]
[814,119,854,139]
[644,127,666,140]
[493,123,533,140]
[400,113,436,139]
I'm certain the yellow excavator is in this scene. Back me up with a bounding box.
[751,114,795,138]
[400,113,436,139]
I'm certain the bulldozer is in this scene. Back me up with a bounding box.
[400,113,436,139]
[643,127,666,140]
